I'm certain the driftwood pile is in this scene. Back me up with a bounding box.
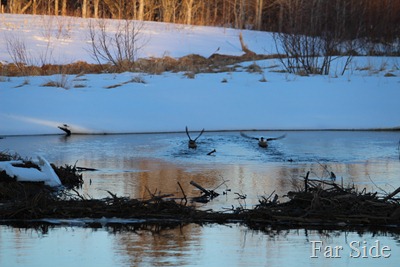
[1,153,400,231]
[246,172,400,230]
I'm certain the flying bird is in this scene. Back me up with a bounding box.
[240,132,286,148]
[186,126,205,149]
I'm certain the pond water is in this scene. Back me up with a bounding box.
[1,131,400,266]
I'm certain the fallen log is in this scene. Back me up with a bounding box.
[76,166,98,171]
[207,149,217,156]
[190,180,219,202]
[190,181,211,196]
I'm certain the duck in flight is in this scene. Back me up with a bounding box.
[186,126,205,149]
[58,124,71,136]
[240,132,286,148]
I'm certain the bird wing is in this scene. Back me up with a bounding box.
[194,128,205,141]
[240,132,259,140]
[266,134,286,142]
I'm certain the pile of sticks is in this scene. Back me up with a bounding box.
[1,159,400,231]
[248,172,400,228]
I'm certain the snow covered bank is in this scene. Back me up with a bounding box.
[0,14,399,135]
[1,59,399,136]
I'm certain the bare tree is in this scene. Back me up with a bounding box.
[138,0,145,21]
[92,0,99,18]
[82,0,87,18]
[61,0,67,16]
[54,0,58,15]
[88,19,146,72]
[185,0,194,25]
[10,0,32,14]
[32,0,37,14]
[160,0,180,23]
[2,0,398,57]
[5,33,31,75]
[254,0,264,30]
[273,0,357,75]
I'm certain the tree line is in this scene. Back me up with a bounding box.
[2,0,399,44]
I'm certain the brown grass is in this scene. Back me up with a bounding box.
[0,53,280,77]
[384,72,396,77]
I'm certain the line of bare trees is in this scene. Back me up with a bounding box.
[271,0,400,75]
[2,1,399,40]
[2,0,399,77]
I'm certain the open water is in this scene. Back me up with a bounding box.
[1,131,399,266]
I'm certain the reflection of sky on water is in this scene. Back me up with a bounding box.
[1,131,399,209]
[2,131,398,164]
[1,224,399,267]
[1,131,400,267]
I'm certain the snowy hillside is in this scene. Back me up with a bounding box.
[0,14,399,136]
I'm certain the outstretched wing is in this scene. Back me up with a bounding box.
[194,128,205,141]
[58,124,71,136]
[185,126,193,141]
[240,132,259,140]
[266,134,286,142]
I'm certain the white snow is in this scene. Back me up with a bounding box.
[0,155,62,187]
[0,14,399,136]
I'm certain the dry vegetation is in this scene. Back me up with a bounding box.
[0,53,274,77]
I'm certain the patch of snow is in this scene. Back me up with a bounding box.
[0,156,62,187]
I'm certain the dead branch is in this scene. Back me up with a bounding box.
[76,166,98,171]
[234,192,247,200]
[304,171,310,193]
[207,149,216,155]
[190,181,211,196]
[190,180,219,202]
[239,32,256,56]
[177,181,187,205]
[383,186,400,202]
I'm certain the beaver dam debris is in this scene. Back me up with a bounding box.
[0,152,83,191]
[1,153,400,231]
[0,155,63,187]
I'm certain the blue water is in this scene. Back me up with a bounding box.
[1,131,399,266]
[1,224,399,267]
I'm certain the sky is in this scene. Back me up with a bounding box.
[0,13,399,136]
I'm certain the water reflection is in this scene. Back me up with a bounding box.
[1,223,399,267]
[1,131,400,266]
[75,158,400,211]
[108,225,400,267]
[112,223,199,267]
[1,131,400,210]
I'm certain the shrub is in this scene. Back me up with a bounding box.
[42,74,70,89]
[87,19,146,72]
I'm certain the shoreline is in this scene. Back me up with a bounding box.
[1,127,400,138]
